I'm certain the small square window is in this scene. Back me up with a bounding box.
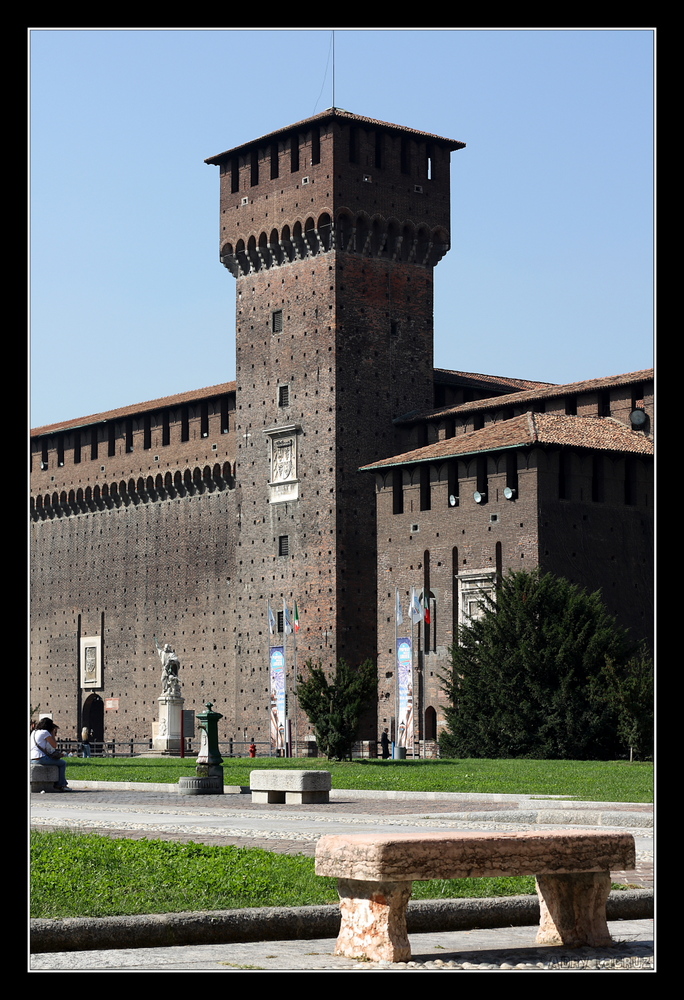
[272,310,283,334]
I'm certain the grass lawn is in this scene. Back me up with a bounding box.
[30,830,538,920]
[64,756,653,802]
[32,758,650,920]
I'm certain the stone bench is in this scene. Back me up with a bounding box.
[30,763,60,792]
[315,830,636,962]
[250,769,331,804]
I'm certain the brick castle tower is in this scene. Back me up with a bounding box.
[206,109,464,743]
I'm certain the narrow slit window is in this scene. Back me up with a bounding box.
[392,469,403,515]
[420,466,431,511]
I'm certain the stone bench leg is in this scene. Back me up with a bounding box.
[285,790,330,804]
[334,877,413,962]
[536,871,613,947]
[251,790,286,803]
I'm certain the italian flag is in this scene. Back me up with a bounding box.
[294,601,300,632]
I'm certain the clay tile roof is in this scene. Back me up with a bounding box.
[433,368,555,393]
[360,412,653,472]
[205,108,465,164]
[399,368,654,424]
[31,381,237,438]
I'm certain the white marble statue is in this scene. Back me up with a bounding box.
[155,638,181,698]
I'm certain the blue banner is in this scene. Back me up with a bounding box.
[269,646,286,751]
[396,638,413,748]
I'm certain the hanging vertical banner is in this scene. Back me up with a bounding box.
[396,637,413,748]
[269,646,286,751]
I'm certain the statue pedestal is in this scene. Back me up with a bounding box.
[153,694,184,752]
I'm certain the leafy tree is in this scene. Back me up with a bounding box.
[297,658,377,761]
[439,569,637,760]
[598,645,654,761]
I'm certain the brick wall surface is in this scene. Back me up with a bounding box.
[30,487,238,741]
[373,444,653,746]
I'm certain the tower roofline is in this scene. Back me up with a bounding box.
[205,107,466,165]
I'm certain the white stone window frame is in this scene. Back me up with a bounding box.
[80,635,102,689]
[264,423,301,503]
[457,570,497,630]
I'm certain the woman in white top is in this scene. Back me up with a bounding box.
[30,718,70,790]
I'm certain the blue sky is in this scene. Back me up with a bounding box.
[29,28,654,429]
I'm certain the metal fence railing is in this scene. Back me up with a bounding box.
[56,738,156,757]
[55,737,439,759]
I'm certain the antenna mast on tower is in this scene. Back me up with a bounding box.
[332,30,335,108]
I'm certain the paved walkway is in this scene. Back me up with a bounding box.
[30,782,654,972]
[31,919,654,972]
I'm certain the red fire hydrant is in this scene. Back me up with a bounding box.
[249,742,257,758]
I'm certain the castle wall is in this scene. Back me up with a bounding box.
[30,110,652,754]
[373,443,653,746]
[536,450,654,648]
[374,450,542,744]
[30,486,238,742]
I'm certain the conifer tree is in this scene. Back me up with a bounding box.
[440,569,638,759]
[297,658,377,761]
